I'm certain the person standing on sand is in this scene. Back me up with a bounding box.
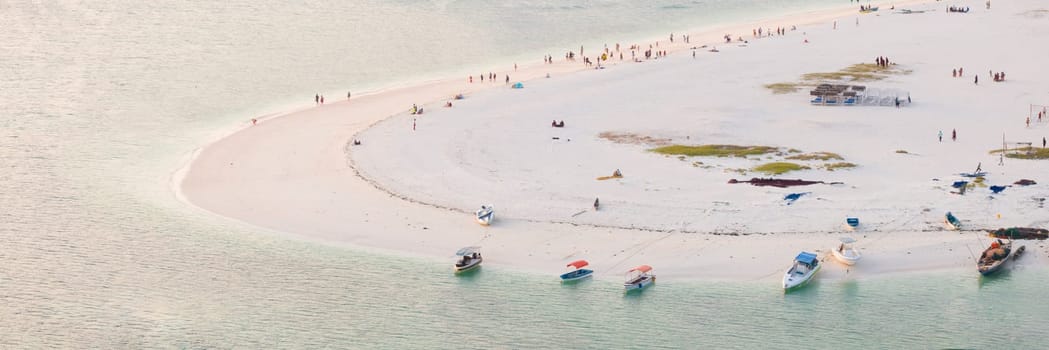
[974,75,978,85]
[347,91,351,100]
[952,129,957,141]
[1043,137,1046,148]
[315,94,319,104]
[939,130,943,142]
[514,63,518,71]
[320,95,324,104]
[506,75,510,84]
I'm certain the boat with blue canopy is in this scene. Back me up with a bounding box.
[783,252,821,290]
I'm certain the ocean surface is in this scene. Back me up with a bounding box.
[3,0,1048,347]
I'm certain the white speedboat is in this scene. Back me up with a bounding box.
[454,246,482,273]
[476,205,494,226]
[559,260,594,282]
[623,265,655,291]
[783,252,821,291]
[831,237,862,266]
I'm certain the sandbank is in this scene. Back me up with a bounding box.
[180,0,1049,282]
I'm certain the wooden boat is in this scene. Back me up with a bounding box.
[559,260,594,282]
[475,205,494,226]
[454,246,482,273]
[831,237,862,265]
[783,252,821,290]
[978,240,1014,276]
[623,265,655,291]
[944,212,961,230]
[844,217,860,231]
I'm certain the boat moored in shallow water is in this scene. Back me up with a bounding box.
[783,252,821,290]
[560,260,594,282]
[454,246,482,273]
[623,265,655,291]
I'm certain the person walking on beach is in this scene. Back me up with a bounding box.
[974,75,978,85]
[1027,116,1031,127]
[315,94,319,104]
[320,95,324,104]
[505,75,509,84]
[347,91,351,100]
[413,118,416,131]
[514,63,518,71]
[1043,137,1046,148]
[952,129,957,141]
[939,130,943,142]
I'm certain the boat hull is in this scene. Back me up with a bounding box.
[783,264,821,290]
[831,249,861,266]
[560,269,594,282]
[978,241,1013,276]
[624,276,655,291]
[454,259,482,273]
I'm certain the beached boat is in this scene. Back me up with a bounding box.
[831,237,862,265]
[475,205,494,225]
[944,212,961,230]
[844,217,860,231]
[560,260,594,282]
[454,246,482,273]
[977,239,1015,276]
[623,265,655,291]
[783,252,821,290]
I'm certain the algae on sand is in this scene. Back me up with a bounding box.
[752,162,810,175]
[651,145,778,158]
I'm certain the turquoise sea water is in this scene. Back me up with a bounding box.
[3,0,1048,347]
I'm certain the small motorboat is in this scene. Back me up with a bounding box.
[783,252,821,290]
[831,237,862,266]
[454,246,482,273]
[476,205,494,226]
[844,217,860,231]
[978,239,1015,276]
[944,211,961,230]
[623,265,655,291]
[559,260,594,282]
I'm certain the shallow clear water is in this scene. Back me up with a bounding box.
[2,0,1047,347]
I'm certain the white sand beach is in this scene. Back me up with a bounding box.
[180,0,1049,281]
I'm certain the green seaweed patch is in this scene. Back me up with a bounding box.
[895,149,909,154]
[752,162,810,175]
[822,162,857,171]
[787,152,844,161]
[650,144,779,158]
[990,147,1049,160]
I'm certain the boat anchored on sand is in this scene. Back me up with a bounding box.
[783,252,821,290]
[623,265,655,291]
[560,260,594,282]
[978,239,1022,276]
[454,246,482,273]
[475,205,494,225]
[831,237,862,266]
[844,217,860,231]
[944,212,961,230]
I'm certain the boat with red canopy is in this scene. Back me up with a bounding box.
[623,265,655,291]
[559,260,594,282]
